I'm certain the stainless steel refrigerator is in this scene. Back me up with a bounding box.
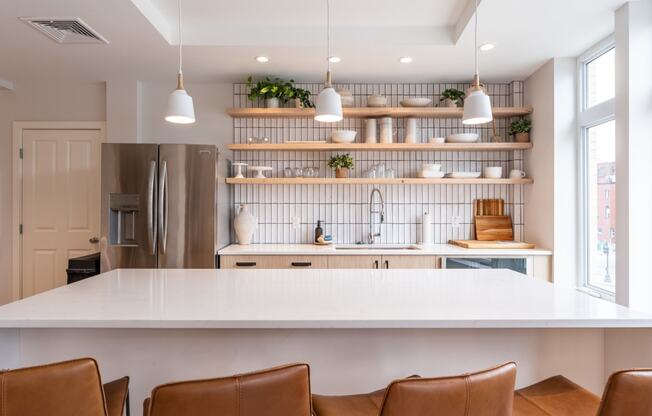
[100,143,229,271]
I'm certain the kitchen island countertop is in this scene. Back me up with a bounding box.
[0,268,646,329]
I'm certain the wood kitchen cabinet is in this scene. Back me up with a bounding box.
[327,255,440,269]
[221,255,327,269]
[327,256,382,269]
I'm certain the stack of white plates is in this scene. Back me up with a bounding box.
[417,163,444,178]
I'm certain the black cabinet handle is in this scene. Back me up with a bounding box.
[374,260,379,269]
[384,260,389,269]
[291,262,312,267]
[235,261,257,267]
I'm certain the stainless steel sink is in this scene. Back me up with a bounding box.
[335,244,421,250]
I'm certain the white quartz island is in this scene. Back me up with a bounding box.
[0,268,650,414]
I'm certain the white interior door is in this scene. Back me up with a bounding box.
[21,129,102,297]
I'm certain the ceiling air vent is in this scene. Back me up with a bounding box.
[20,17,109,44]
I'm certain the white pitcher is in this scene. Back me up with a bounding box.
[234,204,257,245]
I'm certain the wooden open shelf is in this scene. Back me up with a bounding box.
[229,142,532,152]
[225,178,534,185]
[226,106,533,119]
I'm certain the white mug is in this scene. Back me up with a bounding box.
[509,169,526,179]
[484,166,503,179]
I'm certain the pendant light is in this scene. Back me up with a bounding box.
[165,0,195,124]
[462,0,492,125]
[314,0,342,123]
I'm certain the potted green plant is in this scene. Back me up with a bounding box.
[284,85,315,109]
[508,118,532,143]
[440,88,465,108]
[246,76,314,108]
[328,154,354,178]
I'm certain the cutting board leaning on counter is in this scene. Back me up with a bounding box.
[450,199,535,249]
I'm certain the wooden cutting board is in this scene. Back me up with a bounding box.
[474,216,513,241]
[450,240,535,249]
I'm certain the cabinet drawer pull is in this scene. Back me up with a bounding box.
[291,262,312,267]
[235,261,257,267]
[384,260,389,269]
[374,260,379,269]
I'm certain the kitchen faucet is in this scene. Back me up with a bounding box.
[368,188,385,244]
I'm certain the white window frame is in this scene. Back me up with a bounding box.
[577,35,615,300]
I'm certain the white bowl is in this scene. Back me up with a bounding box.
[428,137,446,144]
[367,95,388,107]
[332,130,357,143]
[422,163,441,171]
[400,97,432,107]
[446,133,479,143]
[418,171,445,178]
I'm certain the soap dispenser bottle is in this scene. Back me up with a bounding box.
[314,220,324,243]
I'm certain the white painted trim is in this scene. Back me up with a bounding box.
[11,121,106,301]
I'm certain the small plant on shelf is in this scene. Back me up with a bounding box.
[327,154,355,178]
[440,88,465,107]
[246,76,314,108]
[508,118,532,143]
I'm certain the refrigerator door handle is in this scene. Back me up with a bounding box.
[158,160,169,254]
[147,160,157,255]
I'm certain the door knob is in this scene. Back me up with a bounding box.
[89,237,99,244]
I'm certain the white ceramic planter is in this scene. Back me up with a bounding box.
[234,204,257,245]
[265,97,280,108]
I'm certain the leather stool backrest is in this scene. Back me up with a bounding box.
[598,369,652,416]
[0,358,107,416]
[379,362,516,416]
[146,363,312,416]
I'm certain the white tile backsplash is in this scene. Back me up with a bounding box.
[231,81,526,244]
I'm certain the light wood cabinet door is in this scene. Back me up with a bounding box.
[220,255,328,269]
[327,256,382,269]
[381,255,440,269]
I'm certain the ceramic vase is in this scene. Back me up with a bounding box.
[234,204,257,245]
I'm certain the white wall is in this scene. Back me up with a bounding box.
[524,59,578,286]
[0,81,106,305]
[615,0,652,313]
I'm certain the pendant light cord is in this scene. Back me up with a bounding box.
[178,0,183,75]
[474,0,479,79]
[326,0,331,74]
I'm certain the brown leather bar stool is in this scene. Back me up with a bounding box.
[143,363,311,416]
[514,368,652,416]
[313,362,516,416]
[0,357,130,416]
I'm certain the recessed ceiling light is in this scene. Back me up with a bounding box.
[399,57,413,63]
[255,56,270,63]
[328,56,341,63]
[479,43,495,51]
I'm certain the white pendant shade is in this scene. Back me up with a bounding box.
[462,89,492,125]
[166,87,195,124]
[315,86,343,122]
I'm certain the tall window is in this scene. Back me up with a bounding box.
[579,38,615,296]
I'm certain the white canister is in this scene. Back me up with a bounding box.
[405,118,419,144]
[420,212,433,245]
[379,117,393,144]
[364,118,377,144]
[234,204,257,245]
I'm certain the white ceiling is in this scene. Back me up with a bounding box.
[0,0,627,86]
